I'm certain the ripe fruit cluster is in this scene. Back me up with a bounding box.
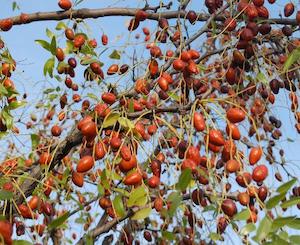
[0,0,299,243]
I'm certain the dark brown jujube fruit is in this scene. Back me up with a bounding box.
[221,199,237,217]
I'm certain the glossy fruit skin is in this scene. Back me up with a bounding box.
[157,77,169,91]
[123,171,142,185]
[258,186,268,201]
[238,192,250,206]
[221,199,237,217]
[173,59,186,71]
[80,121,97,140]
[187,10,197,24]
[226,108,246,123]
[135,9,148,21]
[148,175,160,188]
[119,155,137,172]
[73,34,86,48]
[144,231,152,242]
[225,159,240,173]
[18,204,35,219]
[236,172,252,187]
[77,116,93,131]
[186,146,201,165]
[28,195,40,210]
[65,28,74,40]
[240,28,254,41]
[0,220,13,245]
[110,137,121,150]
[194,112,206,131]
[284,2,294,17]
[101,34,108,45]
[94,103,110,118]
[39,152,52,165]
[51,125,62,136]
[252,165,268,182]
[224,18,237,31]
[150,160,161,177]
[107,64,119,75]
[77,156,94,173]
[154,197,163,212]
[56,47,65,61]
[95,141,106,160]
[72,171,84,187]
[120,145,132,161]
[181,159,197,173]
[0,18,13,32]
[249,147,262,165]
[58,0,72,10]
[99,197,112,209]
[209,129,225,146]
[226,123,241,140]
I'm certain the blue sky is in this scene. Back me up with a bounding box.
[1,0,300,244]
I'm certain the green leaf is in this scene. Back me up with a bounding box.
[35,40,51,52]
[176,169,192,191]
[118,117,135,130]
[50,36,57,55]
[8,101,26,110]
[0,190,13,200]
[290,235,300,244]
[162,231,175,241]
[43,57,55,77]
[241,223,256,236]
[233,209,251,221]
[87,93,98,101]
[167,92,180,102]
[113,195,125,217]
[56,21,67,30]
[210,232,222,241]
[281,197,300,208]
[284,47,300,72]
[48,212,69,229]
[80,44,97,56]
[31,134,40,150]
[127,186,148,207]
[2,108,13,129]
[256,71,268,85]
[272,216,295,231]
[43,88,55,94]
[266,193,286,209]
[80,58,101,66]
[132,207,151,220]
[278,230,289,240]
[109,50,121,59]
[97,184,104,196]
[277,178,296,194]
[12,1,20,11]
[203,204,216,213]
[102,113,120,128]
[286,218,300,230]
[46,28,55,39]
[13,240,33,245]
[128,99,134,113]
[269,235,290,245]
[167,191,182,217]
[66,40,74,54]
[0,84,8,96]
[112,188,130,197]
[253,216,272,242]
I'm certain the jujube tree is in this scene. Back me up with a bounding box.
[0,0,300,244]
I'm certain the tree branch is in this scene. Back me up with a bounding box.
[4,7,297,28]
